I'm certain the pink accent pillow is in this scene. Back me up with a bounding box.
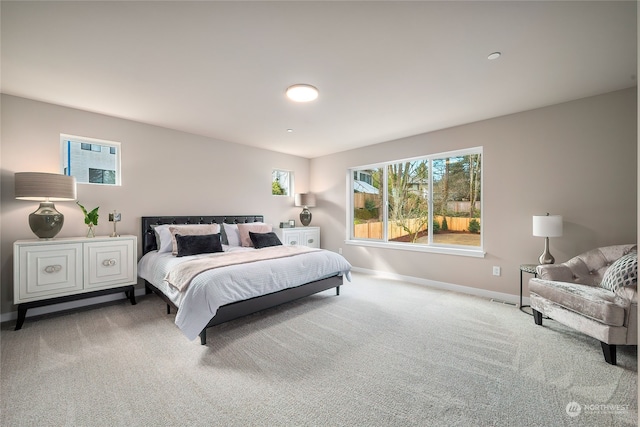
[237,223,272,247]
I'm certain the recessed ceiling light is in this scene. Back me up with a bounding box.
[287,129,293,133]
[286,84,319,102]
[487,52,501,60]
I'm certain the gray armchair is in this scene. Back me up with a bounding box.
[528,244,637,365]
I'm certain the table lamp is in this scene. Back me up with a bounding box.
[15,172,77,239]
[295,193,316,226]
[533,213,563,264]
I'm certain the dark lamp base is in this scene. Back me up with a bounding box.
[29,202,64,239]
[299,208,312,226]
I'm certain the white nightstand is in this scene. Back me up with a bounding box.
[13,235,138,330]
[275,227,320,248]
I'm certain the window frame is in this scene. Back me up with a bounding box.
[60,134,122,186]
[346,147,485,258]
[272,169,293,197]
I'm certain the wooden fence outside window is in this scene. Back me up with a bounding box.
[353,216,474,240]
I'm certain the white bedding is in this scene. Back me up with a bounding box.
[138,245,352,340]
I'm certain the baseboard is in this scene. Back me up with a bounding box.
[350,267,529,307]
[0,287,148,324]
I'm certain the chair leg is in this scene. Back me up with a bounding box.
[600,342,617,365]
[532,309,543,325]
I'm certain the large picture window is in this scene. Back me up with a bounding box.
[349,147,483,256]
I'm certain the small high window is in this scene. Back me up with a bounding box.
[60,134,121,186]
[272,169,292,196]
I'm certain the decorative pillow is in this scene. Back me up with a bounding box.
[237,223,272,247]
[600,252,638,293]
[168,224,220,255]
[249,231,282,249]
[175,233,223,257]
[150,224,173,254]
[222,223,241,246]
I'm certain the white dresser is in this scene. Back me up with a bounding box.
[13,235,137,329]
[275,226,320,248]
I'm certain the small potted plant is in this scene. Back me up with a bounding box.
[77,201,99,237]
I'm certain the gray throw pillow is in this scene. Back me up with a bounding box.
[600,252,637,293]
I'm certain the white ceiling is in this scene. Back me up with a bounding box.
[1,1,636,159]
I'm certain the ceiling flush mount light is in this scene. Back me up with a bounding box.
[487,52,501,60]
[286,84,319,102]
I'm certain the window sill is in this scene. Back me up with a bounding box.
[345,239,486,258]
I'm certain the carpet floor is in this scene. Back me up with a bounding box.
[1,272,637,426]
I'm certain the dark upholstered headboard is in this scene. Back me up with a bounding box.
[141,215,264,255]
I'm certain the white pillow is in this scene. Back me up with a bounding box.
[151,224,173,254]
[223,223,241,246]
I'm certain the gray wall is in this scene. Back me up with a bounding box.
[0,94,310,316]
[1,88,637,317]
[310,88,637,298]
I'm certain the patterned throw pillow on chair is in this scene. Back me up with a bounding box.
[600,252,638,293]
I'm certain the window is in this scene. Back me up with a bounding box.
[349,147,483,257]
[60,134,121,186]
[272,169,292,196]
[89,168,116,184]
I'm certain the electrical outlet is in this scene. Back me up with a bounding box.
[338,248,343,255]
[492,266,501,276]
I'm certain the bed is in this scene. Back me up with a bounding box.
[138,215,352,344]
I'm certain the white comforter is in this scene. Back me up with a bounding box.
[138,245,352,340]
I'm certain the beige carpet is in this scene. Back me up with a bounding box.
[1,273,637,426]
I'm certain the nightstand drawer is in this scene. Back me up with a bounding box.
[84,239,136,289]
[17,243,83,301]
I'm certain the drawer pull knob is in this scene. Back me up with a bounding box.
[290,241,297,245]
[44,265,62,273]
[308,239,314,243]
[102,259,117,267]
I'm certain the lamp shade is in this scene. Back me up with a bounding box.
[295,193,316,208]
[15,172,77,201]
[532,214,563,237]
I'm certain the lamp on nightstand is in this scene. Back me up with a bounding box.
[295,193,316,226]
[533,213,563,264]
[15,172,77,239]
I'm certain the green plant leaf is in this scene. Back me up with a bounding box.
[88,207,99,225]
[77,201,99,225]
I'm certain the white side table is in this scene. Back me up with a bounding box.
[275,227,320,248]
[13,235,137,329]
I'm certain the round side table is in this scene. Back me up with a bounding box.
[520,264,538,314]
